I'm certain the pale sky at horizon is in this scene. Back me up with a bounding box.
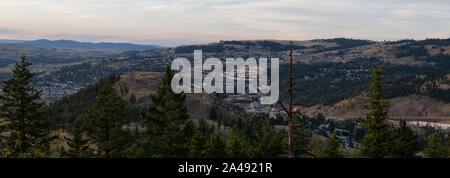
[1,0,449,46]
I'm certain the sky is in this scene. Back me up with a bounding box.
[0,0,449,46]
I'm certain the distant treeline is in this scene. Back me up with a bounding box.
[175,40,306,53]
[310,38,374,53]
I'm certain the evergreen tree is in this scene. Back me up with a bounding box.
[293,118,312,158]
[328,121,336,132]
[64,117,92,158]
[423,132,448,158]
[319,131,343,158]
[360,65,393,158]
[254,120,285,158]
[225,125,246,158]
[183,120,195,141]
[206,133,226,158]
[391,119,419,158]
[198,118,213,137]
[189,129,206,158]
[141,66,190,157]
[209,106,217,120]
[129,93,136,105]
[0,56,56,157]
[134,123,140,138]
[81,81,132,158]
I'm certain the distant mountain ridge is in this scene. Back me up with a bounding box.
[0,39,165,50]
[0,39,27,43]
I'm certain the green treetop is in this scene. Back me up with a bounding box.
[360,65,393,158]
[391,119,419,158]
[206,133,226,158]
[64,117,93,158]
[225,125,246,158]
[189,129,207,158]
[141,66,191,157]
[319,131,343,158]
[423,132,448,158]
[0,56,56,157]
[254,119,285,158]
[81,81,132,158]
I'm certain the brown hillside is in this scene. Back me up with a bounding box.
[303,94,450,123]
[112,72,249,120]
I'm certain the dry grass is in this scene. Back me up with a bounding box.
[303,94,450,123]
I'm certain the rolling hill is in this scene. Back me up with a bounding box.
[0,43,123,67]
[20,39,164,50]
[0,39,165,50]
[112,72,249,120]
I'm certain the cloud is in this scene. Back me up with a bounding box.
[44,33,119,42]
[0,0,449,46]
[0,27,23,34]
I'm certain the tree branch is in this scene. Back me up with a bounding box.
[277,101,291,118]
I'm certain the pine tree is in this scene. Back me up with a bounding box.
[360,65,393,158]
[254,120,285,158]
[206,133,226,158]
[183,120,195,141]
[423,132,448,158]
[391,119,419,158]
[293,118,312,157]
[225,125,246,158]
[134,123,139,138]
[81,81,132,158]
[189,129,206,158]
[129,93,136,105]
[209,106,217,120]
[64,117,93,158]
[319,131,343,158]
[0,56,56,157]
[141,66,190,157]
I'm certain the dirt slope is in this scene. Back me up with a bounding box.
[303,94,450,123]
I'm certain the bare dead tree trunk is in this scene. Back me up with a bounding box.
[288,44,294,158]
[275,42,315,158]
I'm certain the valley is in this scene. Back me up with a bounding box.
[1,38,448,134]
[29,38,448,123]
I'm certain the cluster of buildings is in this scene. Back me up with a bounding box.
[35,81,82,102]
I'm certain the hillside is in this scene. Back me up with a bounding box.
[112,72,250,120]
[0,39,164,50]
[20,39,164,50]
[0,43,123,68]
[168,38,374,62]
[302,94,450,123]
[45,71,253,132]
[0,39,165,71]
